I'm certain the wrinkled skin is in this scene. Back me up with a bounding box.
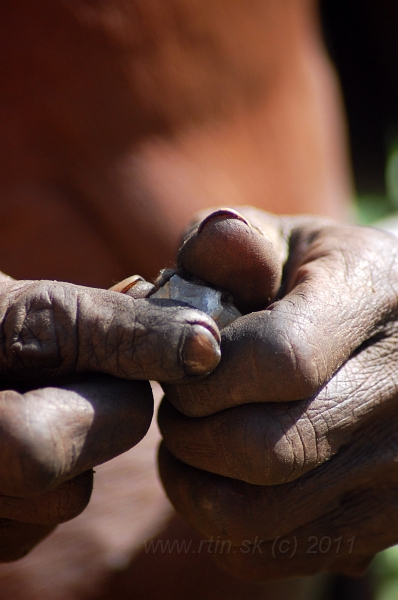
[0,272,220,561]
[158,206,398,581]
[0,0,374,596]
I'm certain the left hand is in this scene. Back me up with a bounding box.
[0,272,220,561]
[157,207,398,581]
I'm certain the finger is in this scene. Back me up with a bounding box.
[0,280,220,383]
[164,222,398,416]
[0,271,14,284]
[211,462,389,580]
[0,470,93,525]
[159,328,398,484]
[177,208,283,313]
[0,375,152,496]
[109,275,155,298]
[0,520,55,562]
[212,514,375,582]
[158,404,398,553]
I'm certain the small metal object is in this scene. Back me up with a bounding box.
[151,274,241,329]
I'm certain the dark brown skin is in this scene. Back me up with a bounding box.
[177,208,283,313]
[0,273,220,560]
[0,0,382,597]
[159,206,398,580]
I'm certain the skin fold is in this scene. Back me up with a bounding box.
[0,274,220,560]
[158,207,398,580]
[0,0,389,598]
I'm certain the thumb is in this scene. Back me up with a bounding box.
[177,208,283,313]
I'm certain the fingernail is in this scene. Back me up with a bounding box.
[182,325,221,376]
[124,281,155,299]
[197,208,251,234]
[109,275,145,294]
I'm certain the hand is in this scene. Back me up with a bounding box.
[0,273,220,561]
[158,207,398,580]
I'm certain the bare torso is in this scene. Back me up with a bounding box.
[0,1,351,597]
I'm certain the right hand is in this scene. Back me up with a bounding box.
[0,273,220,561]
[158,207,398,580]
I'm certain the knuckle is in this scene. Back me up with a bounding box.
[255,320,325,400]
[0,281,78,378]
[283,333,324,395]
[260,404,320,485]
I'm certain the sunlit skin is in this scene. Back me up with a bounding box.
[1,0,350,287]
[0,1,386,600]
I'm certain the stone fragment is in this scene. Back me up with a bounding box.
[152,274,241,329]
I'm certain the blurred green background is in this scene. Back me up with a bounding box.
[354,146,398,600]
[349,138,398,600]
[319,4,398,596]
[373,545,398,600]
[355,143,398,225]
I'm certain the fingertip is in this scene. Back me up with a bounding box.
[109,275,145,293]
[181,324,221,377]
[109,275,155,298]
[178,208,282,313]
[197,208,251,232]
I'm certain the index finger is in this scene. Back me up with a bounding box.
[0,280,221,384]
